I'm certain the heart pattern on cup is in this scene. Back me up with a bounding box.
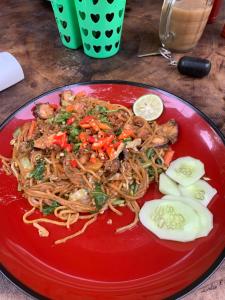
[58,5,63,13]
[116,26,121,34]
[106,0,114,3]
[64,35,71,43]
[93,45,101,53]
[119,9,123,18]
[106,13,114,22]
[91,13,100,23]
[105,30,113,38]
[79,11,86,20]
[84,43,91,50]
[93,0,99,4]
[105,45,112,51]
[82,28,88,36]
[92,30,101,39]
[61,21,67,29]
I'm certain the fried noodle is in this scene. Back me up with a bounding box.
[0,90,178,244]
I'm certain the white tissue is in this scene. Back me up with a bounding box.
[0,52,24,91]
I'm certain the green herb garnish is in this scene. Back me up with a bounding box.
[54,111,72,124]
[123,137,132,143]
[69,127,81,138]
[92,183,108,210]
[96,105,108,113]
[30,160,45,180]
[99,115,109,124]
[129,182,139,195]
[115,128,122,136]
[42,201,60,215]
[155,158,162,165]
[73,142,81,153]
[112,199,125,206]
[146,148,156,159]
[87,109,94,115]
[147,166,155,177]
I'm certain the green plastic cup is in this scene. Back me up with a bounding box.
[74,0,126,58]
[51,0,82,49]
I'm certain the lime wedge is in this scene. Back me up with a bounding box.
[133,94,164,121]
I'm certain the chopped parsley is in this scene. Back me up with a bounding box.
[30,160,45,180]
[115,128,122,136]
[146,148,156,159]
[92,183,108,210]
[42,201,60,215]
[54,111,72,124]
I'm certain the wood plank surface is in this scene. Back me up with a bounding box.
[0,0,224,299]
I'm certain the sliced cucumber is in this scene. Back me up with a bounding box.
[178,179,217,207]
[162,195,213,238]
[166,156,205,186]
[159,173,181,196]
[139,199,201,242]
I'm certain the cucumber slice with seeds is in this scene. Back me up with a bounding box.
[139,199,201,242]
[166,156,205,186]
[178,179,217,207]
[162,195,213,238]
[159,173,181,196]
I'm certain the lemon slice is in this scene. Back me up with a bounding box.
[133,94,164,121]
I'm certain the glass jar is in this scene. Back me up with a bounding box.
[159,0,214,52]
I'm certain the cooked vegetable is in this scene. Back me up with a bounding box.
[13,127,21,139]
[69,189,88,202]
[30,160,45,180]
[178,179,217,207]
[55,112,72,124]
[92,183,108,210]
[166,156,205,186]
[115,128,122,136]
[28,120,36,139]
[139,199,201,242]
[20,157,33,171]
[162,195,213,238]
[52,132,72,152]
[69,127,81,139]
[43,201,60,215]
[146,148,155,159]
[130,182,139,195]
[118,129,134,140]
[159,173,181,196]
[163,149,175,166]
[112,199,125,206]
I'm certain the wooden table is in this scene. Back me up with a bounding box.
[0,0,224,299]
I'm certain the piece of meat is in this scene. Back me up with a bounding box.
[156,119,178,144]
[33,134,55,149]
[151,136,169,147]
[124,116,152,140]
[104,159,120,176]
[108,111,129,131]
[133,116,145,127]
[33,103,55,120]
[125,138,142,150]
[60,90,75,103]
[137,127,151,139]
[113,142,125,159]
[19,141,33,154]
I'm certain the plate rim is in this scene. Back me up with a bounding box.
[0,80,224,300]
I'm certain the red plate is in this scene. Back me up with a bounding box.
[0,81,224,300]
